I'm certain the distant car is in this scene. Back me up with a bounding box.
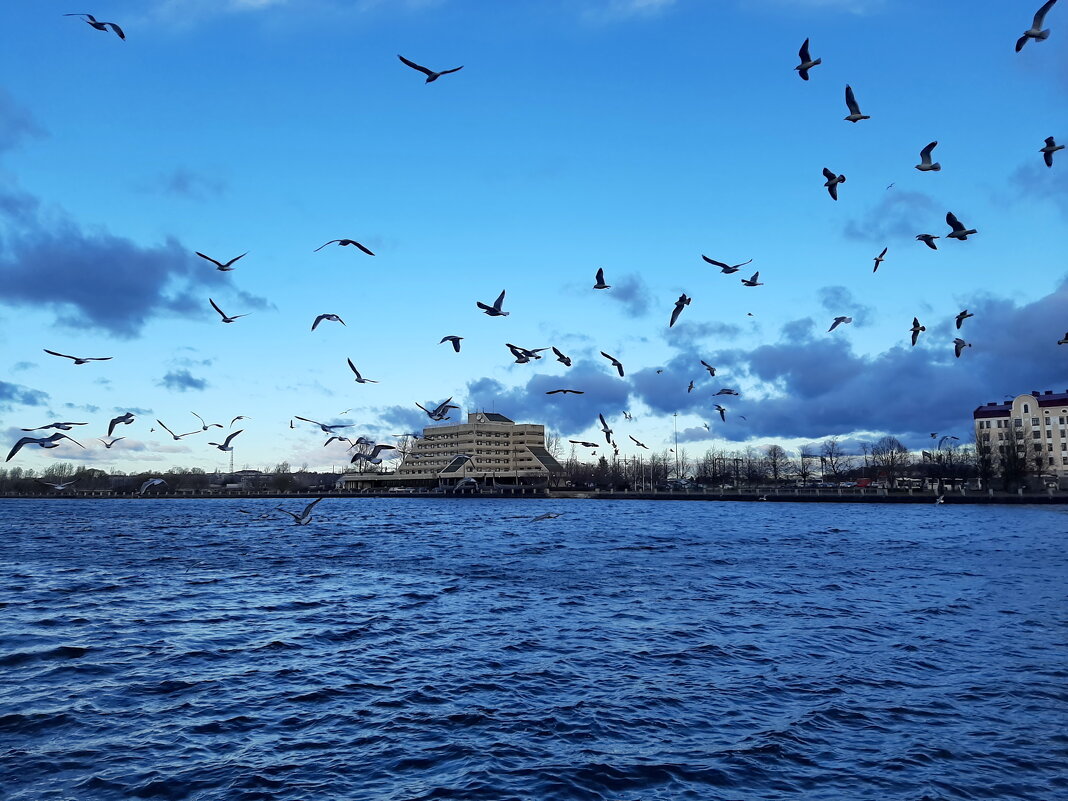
[839,482,857,488]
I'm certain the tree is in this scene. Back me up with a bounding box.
[998,425,1035,491]
[821,438,854,481]
[870,436,912,488]
[797,445,817,485]
[764,445,790,484]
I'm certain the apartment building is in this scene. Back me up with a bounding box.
[973,390,1068,480]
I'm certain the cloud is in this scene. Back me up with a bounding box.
[1008,159,1068,218]
[62,402,100,414]
[11,361,35,372]
[116,406,154,415]
[0,89,43,155]
[0,380,49,411]
[604,273,652,318]
[664,319,744,350]
[376,404,433,434]
[142,168,226,201]
[677,425,715,444]
[816,285,874,327]
[844,190,938,243]
[158,369,209,392]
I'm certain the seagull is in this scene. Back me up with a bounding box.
[669,293,691,327]
[38,478,79,491]
[593,268,611,289]
[507,343,549,363]
[910,317,926,346]
[230,416,249,427]
[415,398,458,421]
[324,435,356,447]
[843,85,870,122]
[350,444,397,464]
[477,290,508,317]
[295,416,354,433]
[21,422,88,432]
[208,430,243,452]
[687,380,695,393]
[139,478,168,495]
[873,247,888,273]
[276,497,324,525]
[440,335,463,352]
[1041,136,1065,167]
[313,239,374,255]
[98,437,125,448]
[43,349,112,365]
[700,360,716,376]
[946,212,977,240]
[629,435,649,449]
[552,347,572,367]
[715,388,740,396]
[195,251,247,271]
[546,389,584,395]
[828,316,853,333]
[347,358,379,384]
[939,435,960,449]
[955,309,974,329]
[701,255,752,274]
[916,234,940,250]
[191,412,223,431]
[6,433,84,462]
[822,167,845,200]
[397,54,463,83]
[156,420,200,440]
[794,38,821,80]
[1016,0,1059,51]
[1059,332,1068,345]
[598,413,613,444]
[741,272,763,287]
[702,422,710,431]
[953,338,972,358]
[569,440,599,448]
[714,404,727,422]
[622,411,633,421]
[935,494,945,505]
[529,512,563,522]
[312,313,345,331]
[915,141,941,172]
[210,298,250,323]
[600,351,624,377]
[107,412,135,436]
[64,13,125,39]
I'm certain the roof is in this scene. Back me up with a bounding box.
[973,391,1068,418]
[480,413,513,423]
[527,445,564,473]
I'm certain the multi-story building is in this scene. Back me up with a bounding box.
[973,390,1068,483]
[339,412,563,491]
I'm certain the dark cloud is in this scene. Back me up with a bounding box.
[843,190,938,243]
[376,404,435,434]
[663,319,743,350]
[158,369,209,392]
[677,425,715,444]
[0,88,43,155]
[0,380,49,410]
[12,361,35,372]
[143,167,226,201]
[816,285,874,327]
[604,273,651,318]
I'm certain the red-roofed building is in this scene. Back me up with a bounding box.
[973,390,1068,484]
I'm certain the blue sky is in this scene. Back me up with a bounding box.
[1,0,1066,473]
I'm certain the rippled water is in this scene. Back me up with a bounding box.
[1,499,1066,800]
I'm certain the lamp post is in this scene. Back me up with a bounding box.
[673,412,680,479]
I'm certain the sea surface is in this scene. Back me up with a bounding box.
[0,498,1065,801]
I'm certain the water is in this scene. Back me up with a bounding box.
[1,498,1065,801]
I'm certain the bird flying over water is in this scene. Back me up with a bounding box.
[440,335,463,352]
[702,255,752,274]
[843,85,870,122]
[208,430,243,452]
[313,239,374,255]
[600,351,624,377]
[552,347,572,367]
[741,272,763,287]
[946,212,977,240]
[347,358,379,384]
[955,310,974,329]
[916,234,939,250]
[916,141,941,172]
[6,433,84,462]
[598,413,613,444]
[953,338,972,358]
[828,316,852,333]
[398,54,464,83]
[910,317,926,346]
[38,478,79,491]
[276,497,324,525]
[195,251,246,271]
[1016,0,1059,51]
[312,313,345,331]
[64,13,124,39]
[477,290,508,317]
[593,268,610,289]
[139,478,167,495]
[873,247,888,272]
[210,298,250,323]
[669,294,691,327]
[795,38,821,80]
[43,349,112,365]
[1041,136,1064,167]
[822,167,845,200]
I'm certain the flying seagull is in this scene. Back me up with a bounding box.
[873,247,888,273]
[1016,0,1059,51]
[208,430,243,452]
[98,437,124,448]
[230,416,249,427]
[295,416,354,433]
[955,309,974,329]
[43,349,112,365]
[477,290,508,317]
[714,404,727,422]
[843,85,870,122]
[529,512,563,522]
[507,343,549,363]
[715,388,740,396]
[669,293,691,328]
[276,497,324,525]
[440,335,463,352]
[700,360,716,376]
[822,167,846,200]
[600,351,624,377]
[38,478,79,491]
[593,268,611,289]
[312,313,345,331]
[795,38,821,80]
[1041,136,1064,167]
[6,433,84,462]
[946,212,977,240]
[64,13,124,39]
[552,347,572,367]
[210,298,250,323]
[191,412,223,431]
[741,272,763,287]
[910,317,926,346]
[415,398,458,421]
[916,234,939,250]
[313,239,374,255]
[828,316,853,332]
[916,141,941,172]
[156,419,197,441]
[702,255,752,274]
[350,444,397,464]
[347,358,379,384]
[629,435,650,449]
[953,338,972,358]
[1058,332,1068,345]
[569,440,599,448]
[108,412,134,436]
[195,251,247,271]
[139,478,167,495]
[397,54,463,83]
[598,413,613,444]
[546,389,584,395]
[21,422,88,432]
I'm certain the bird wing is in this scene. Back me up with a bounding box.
[595,267,605,283]
[354,242,375,256]
[799,38,811,61]
[919,141,937,163]
[311,315,325,330]
[946,212,964,231]
[476,301,492,312]
[1034,0,1058,28]
[398,54,434,76]
[209,298,226,318]
[669,305,682,327]
[5,437,38,462]
[294,416,321,426]
[1016,34,1030,51]
[822,167,835,180]
[845,84,860,114]
[301,497,324,518]
[878,247,888,258]
[43,349,77,360]
[599,413,608,428]
[438,66,464,76]
[701,255,727,268]
[493,290,506,310]
[223,252,247,267]
[156,419,177,438]
[106,22,125,39]
[195,251,223,267]
[751,272,760,282]
[276,507,300,521]
[223,430,243,447]
[192,411,207,427]
[314,240,341,252]
[347,358,360,378]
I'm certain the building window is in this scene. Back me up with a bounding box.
[1015,419,1023,427]
[1023,404,1030,413]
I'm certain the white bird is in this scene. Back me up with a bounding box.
[953,338,972,358]
[21,421,88,432]
[276,497,324,525]
[210,298,250,323]
[43,349,112,365]
[477,290,508,317]
[195,251,247,271]
[294,416,354,433]
[946,212,977,240]
[741,272,764,287]
[843,85,870,122]
[593,268,611,289]
[313,239,374,255]
[64,13,124,39]
[701,255,752,274]
[6,433,84,462]
[600,351,624,377]
[1016,0,1059,51]
[598,413,613,444]
[191,412,223,431]
[910,317,926,346]
[916,234,939,250]
[139,478,167,495]
[208,430,243,452]
[873,247,888,273]
[98,437,125,448]
[350,444,397,464]
[38,478,79,491]
[915,141,941,172]
[794,38,821,80]
[828,316,853,333]
[108,412,135,436]
[669,293,691,327]
[440,335,463,352]
[552,347,572,367]
[1041,136,1065,167]
[156,419,197,440]
[347,358,379,384]
[397,54,463,83]
[312,313,345,331]
[822,167,845,200]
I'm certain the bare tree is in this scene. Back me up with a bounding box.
[870,436,911,488]
[797,444,817,485]
[821,438,854,481]
[764,444,790,484]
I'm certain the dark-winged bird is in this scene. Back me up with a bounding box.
[593,268,610,289]
[910,317,926,346]
[313,239,374,255]
[946,212,977,240]
[398,54,463,83]
[552,347,572,367]
[1016,0,1059,51]
[823,167,845,200]
[196,251,247,271]
[669,293,691,327]
[955,310,974,329]
[440,335,463,352]
[600,351,624,377]
[915,141,941,172]
[843,85,870,122]
[794,38,821,80]
[873,247,888,272]
[702,255,752,274]
[1041,136,1064,167]
[477,290,508,317]
[64,13,125,39]
[546,389,584,395]
[43,349,112,364]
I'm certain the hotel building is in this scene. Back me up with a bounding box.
[973,390,1068,482]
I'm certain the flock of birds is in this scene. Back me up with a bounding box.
[5,6,1066,505]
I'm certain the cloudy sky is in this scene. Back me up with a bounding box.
[1,0,1065,473]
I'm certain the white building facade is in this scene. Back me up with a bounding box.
[973,390,1068,481]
